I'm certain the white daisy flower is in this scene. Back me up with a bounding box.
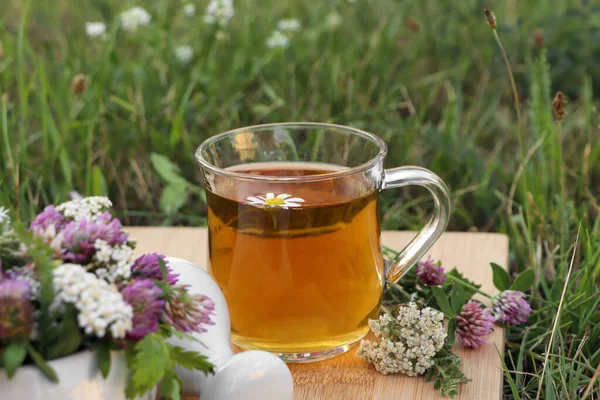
[277,19,301,32]
[266,30,289,49]
[120,6,152,32]
[85,21,107,38]
[246,193,304,210]
[183,3,196,17]
[175,45,194,64]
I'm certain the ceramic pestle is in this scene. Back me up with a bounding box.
[165,257,294,400]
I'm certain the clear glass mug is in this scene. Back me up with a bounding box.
[196,123,450,363]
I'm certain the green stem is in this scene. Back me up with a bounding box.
[1,96,14,176]
[492,28,534,267]
[448,275,493,299]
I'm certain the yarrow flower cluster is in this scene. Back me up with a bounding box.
[266,31,290,49]
[358,302,446,376]
[120,6,152,32]
[277,19,302,32]
[492,290,532,326]
[175,45,194,64]
[204,0,234,26]
[416,256,447,286]
[183,3,196,17]
[0,206,11,233]
[85,22,107,38]
[52,263,133,339]
[56,196,112,222]
[456,301,495,349]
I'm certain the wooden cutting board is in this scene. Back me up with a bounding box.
[128,227,507,400]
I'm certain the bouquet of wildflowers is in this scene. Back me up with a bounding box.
[0,197,214,398]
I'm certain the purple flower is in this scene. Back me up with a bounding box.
[416,256,446,286]
[120,278,165,341]
[492,290,532,326]
[131,254,179,285]
[60,213,128,263]
[0,279,32,340]
[164,285,215,333]
[30,206,66,233]
[456,301,495,349]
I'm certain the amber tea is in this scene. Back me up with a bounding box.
[207,162,385,355]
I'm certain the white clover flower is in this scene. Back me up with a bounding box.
[56,196,112,221]
[358,302,446,376]
[175,45,194,64]
[85,22,107,38]
[266,30,289,49]
[277,19,301,32]
[246,193,304,209]
[183,3,196,17]
[53,264,133,339]
[120,6,152,32]
[326,12,342,30]
[204,0,234,26]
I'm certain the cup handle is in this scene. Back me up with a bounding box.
[382,166,451,283]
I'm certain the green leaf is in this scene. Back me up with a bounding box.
[447,318,457,345]
[158,257,169,282]
[45,309,82,360]
[510,268,535,291]
[450,284,467,315]
[490,262,510,291]
[27,344,58,383]
[3,342,27,378]
[150,152,187,185]
[425,344,470,398]
[96,343,111,379]
[166,344,214,375]
[89,166,108,196]
[446,268,481,299]
[160,370,182,400]
[129,334,169,397]
[432,286,456,317]
[159,182,188,214]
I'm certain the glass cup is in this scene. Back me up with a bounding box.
[196,123,450,363]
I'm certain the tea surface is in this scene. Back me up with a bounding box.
[207,162,384,354]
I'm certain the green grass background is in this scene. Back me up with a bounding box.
[0,0,599,398]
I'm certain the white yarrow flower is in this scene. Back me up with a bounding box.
[183,3,196,17]
[204,0,234,26]
[120,6,152,32]
[85,22,107,38]
[246,193,304,209]
[358,302,446,376]
[175,45,194,64]
[53,264,133,339]
[277,18,301,32]
[56,196,112,221]
[326,12,342,29]
[92,240,135,283]
[0,207,9,225]
[266,30,289,49]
